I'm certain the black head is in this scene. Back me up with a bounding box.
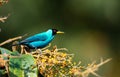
[52,29,58,35]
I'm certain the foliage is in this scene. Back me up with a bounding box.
[9,53,37,77]
[0,40,111,77]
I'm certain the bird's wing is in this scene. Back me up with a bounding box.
[20,32,48,44]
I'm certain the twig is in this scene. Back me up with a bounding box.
[0,34,28,46]
[0,36,22,46]
[0,14,9,23]
[81,58,112,77]
[0,17,7,22]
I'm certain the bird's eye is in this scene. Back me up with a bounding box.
[52,29,58,35]
[54,29,57,32]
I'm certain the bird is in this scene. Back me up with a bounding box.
[18,29,64,49]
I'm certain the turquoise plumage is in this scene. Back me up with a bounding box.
[19,29,64,49]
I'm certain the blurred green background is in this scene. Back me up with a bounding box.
[0,0,120,77]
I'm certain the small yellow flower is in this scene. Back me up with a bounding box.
[41,59,46,62]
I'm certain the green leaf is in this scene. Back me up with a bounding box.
[9,54,38,77]
[0,69,7,77]
[0,47,12,54]
[0,47,12,60]
[10,51,20,56]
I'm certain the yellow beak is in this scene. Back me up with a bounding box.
[57,31,64,34]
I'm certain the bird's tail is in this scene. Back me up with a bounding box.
[12,34,28,46]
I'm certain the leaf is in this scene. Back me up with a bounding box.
[0,69,7,77]
[9,54,38,77]
[10,51,20,56]
[0,47,12,60]
[0,47,12,54]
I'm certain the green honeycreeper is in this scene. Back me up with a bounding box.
[19,29,64,49]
